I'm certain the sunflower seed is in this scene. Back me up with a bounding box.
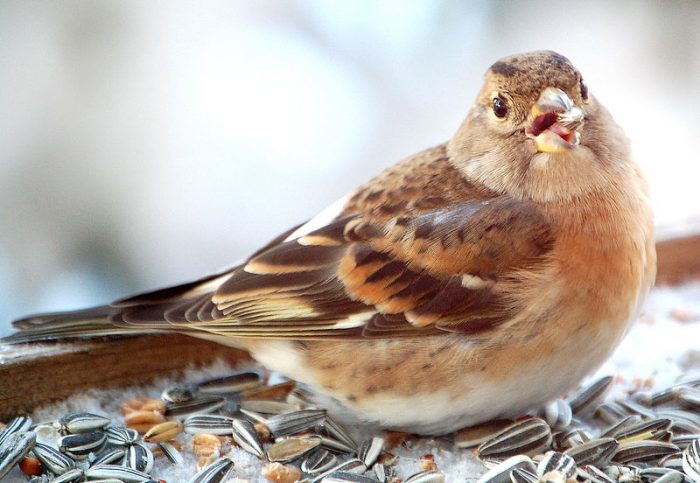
[196,372,261,394]
[652,470,690,483]
[0,416,32,447]
[674,387,700,410]
[476,455,537,483]
[682,439,700,481]
[58,431,106,458]
[321,417,357,451]
[165,396,225,418]
[638,467,690,483]
[617,399,657,419]
[576,464,616,483]
[536,451,576,478]
[358,436,384,467]
[187,457,234,483]
[510,468,538,483]
[455,420,514,448]
[50,468,84,482]
[267,435,322,462]
[660,453,685,471]
[553,427,593,451]
[231,419,264,458]
[158,441,184,465]
[106,426,139,446]
[239,408,268,424]
[33,442,75,474]
[564,437,618,466]
[184,415,234,435]
[321,472,377,482]
[90,447,126,466]
[58,413,111,434]
[614,418,673,441]
[302,448,338,474]
[600,415,643,438]
[613,440,680,464]
[320,435,357,454]
[143,420,183,443]
[595,402,629,425]
[161,385,197,404]
[85,464,151,482]
[569,376,614,416]
[123,443,153,473]
[287,387,318,408]
[403,470,446,482]
[543,400,573,429]
[310,459,367,483]
[478,418,552,459]
[0,431,36,480]
[240,399,300,414]
[672,434,700,449]
[266,409,326,436]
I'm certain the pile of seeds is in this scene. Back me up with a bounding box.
[1,371,699,482]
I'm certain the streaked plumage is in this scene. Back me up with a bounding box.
[6,51,655,434]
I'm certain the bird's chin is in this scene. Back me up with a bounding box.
[528,126,581,154]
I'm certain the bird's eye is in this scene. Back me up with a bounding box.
[580,78,589,102]
[492,96,508,118]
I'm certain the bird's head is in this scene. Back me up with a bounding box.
[449,51,631,203]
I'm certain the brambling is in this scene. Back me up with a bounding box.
[8,51,655,435]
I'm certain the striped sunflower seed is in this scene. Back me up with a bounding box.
[358,436,385,467]
[58,430,106,459]
[302,448,338,475]
[455,420,513,448]
[509,468,538,483]
[681,439,700,481]
[674,386,700,410]
[50,467,83,483]
[568,376,613,416]
[123,443,154,473]
[652,470,690,483]
[536,451,576,478]
[543,400,573,429]
[600,415,643,438]
[184,415,234,435]
[196,372,261,394]
[477,418,552,459]
[576,464,615,483]
[320,417,357,451]
[403,470,446,483]
[321,472,377,482]
[0,416,32,447]
[374,462,396,483]
[32,442,75,474]
[267,435,322,463]
[90,447,126,466]
[656,410,700,435]
[564,437,618,466]
[616,399,657,419]
[614,418,673,442]
[310,459,367,483]
[594,402,629,425]
[239,408,268,425]
[0,431,36,480]
[638,467,690,483]
[106,426,139,446]
[266,409,326,436]
[165,396,225,418]
[143,420,183,443]
[553,427,593,451]
[660,453,685,471]
[57,413,111,434]
[319,435,356,454]
[84,464,151,482]
[231,419,264,458]
[612,440,679,464]
[158,441,184,466]
[240,399,300,414]
[475,455,537,483]
[672,434,700,449]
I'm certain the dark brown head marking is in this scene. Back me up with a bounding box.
[490,60,522,78]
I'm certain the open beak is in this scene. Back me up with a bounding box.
[526,87,584,153]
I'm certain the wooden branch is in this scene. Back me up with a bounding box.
[0,335,250,421]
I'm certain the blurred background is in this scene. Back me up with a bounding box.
[1,0,700,335]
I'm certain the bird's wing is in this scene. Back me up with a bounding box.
[10,147,554,341]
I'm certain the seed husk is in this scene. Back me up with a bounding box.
[57,413,111,435]
[50,467,84,482]
[322,472,377,482]
[594,402,629,425]
[403,470,446,482]
[33,442,75,474]
[599,415,643,438]
[543,400,573,429]
[58,430,106,459]
[240,399,300,414]
[196,372,261,394]
[165,396,226,418]
[536,451,576,478]
[106,426,139,446]
[266,409,326,436]
[682,439,700,481]
[675,387,700,410]
[358,436,385,467]
[310,459,367,483]
[0,431,36,480]
[612,440,680,464]
[184,415,234,435]
[231,419,264,458]
[568,376,613,416]
[455,420,513,448]
[123,443,154,473]
[477,418,552,459]
[85,464,152,482]
[576,464,616,483]
[158,441,184,465]
[613,418,673,441]
[320,435,356,454]
[302,448,338,475]
[0,416,32,447]
[267,435,322,462]
[475,454,537,483]
[321,417,357,451]
[90,447,126,466]
[510,467,538,483]
[564,437,618,466]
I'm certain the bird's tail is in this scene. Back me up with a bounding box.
[3,305,165,344]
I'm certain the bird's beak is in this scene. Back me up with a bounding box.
[526,87,584,153]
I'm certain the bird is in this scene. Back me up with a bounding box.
[6,51,655,435]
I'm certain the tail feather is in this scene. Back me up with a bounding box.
[4,305,165,344]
